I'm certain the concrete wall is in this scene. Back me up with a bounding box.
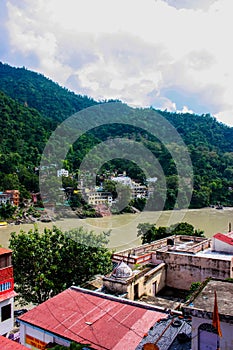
[0,297,14,336]
[103,278,128,295]
[20,322,70,349]
[156,251,232,290]
[192,316,233,350]
[213,238,233,254]
[104,264,166,300]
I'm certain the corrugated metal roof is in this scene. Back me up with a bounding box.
[0,247,12,255]
[0,336,27,349]
[0,290,17,302]
[19,287,167,350]
[213,232,233,246]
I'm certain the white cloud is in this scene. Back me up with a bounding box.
[2,0,233,126]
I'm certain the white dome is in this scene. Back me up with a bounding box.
[111,261,133,278]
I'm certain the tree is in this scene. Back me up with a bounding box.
[0,202,16,219]
[169,222,204,237]
[137,222,204,244]
[9,226,112,305]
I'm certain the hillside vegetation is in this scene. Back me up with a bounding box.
[1,62,233,208]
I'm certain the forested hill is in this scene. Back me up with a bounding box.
[161,110,233,153]
[1,61,233,208]
[0,62,97,123]
[0,90,50,194]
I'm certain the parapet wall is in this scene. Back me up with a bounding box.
[156,251,232,290]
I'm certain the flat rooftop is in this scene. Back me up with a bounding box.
[196,248,233,261]
[185,279,233,318]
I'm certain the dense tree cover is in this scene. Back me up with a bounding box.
[0,90,50,197]
[9,226,112,304]
[0,62,97,123]
[137,222,205,244]
[1,62,233,209]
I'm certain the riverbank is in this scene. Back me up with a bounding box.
[1,207,233,251]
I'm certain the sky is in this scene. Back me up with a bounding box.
[1,0,233,126]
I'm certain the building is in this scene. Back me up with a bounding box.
[19,286,170,350]
[111,176,148,200]
[212,231,233,253]
[0,190,20,207]
[103,260,166,300]
[183,279,233,350]
[85,189,113,207]
[105,232,233,300]
[57,169,69,177]
[4,190,20,206]
[0,248,17,336]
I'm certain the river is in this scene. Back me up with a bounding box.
[0,208,233,251]
[1,207,233,251]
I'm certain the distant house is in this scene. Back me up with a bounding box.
[111,175,148,199]
[57,169,69,177]
[0,190,20,207]
[4,190,20,207]
[0,248,17,336]
[0,193,11,206]
[86,189,113,207]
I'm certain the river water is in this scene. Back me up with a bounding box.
[1,207,233,251]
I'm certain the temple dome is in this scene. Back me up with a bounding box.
[111,261,133,278]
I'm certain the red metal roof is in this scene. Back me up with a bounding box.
[0,336,27,349]
[0,290,17,302]
[19,287,167,350]
[213,232,233,246]
[0,247,12,255]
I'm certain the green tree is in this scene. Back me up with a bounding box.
[170,222,204,237]
[9,226,112,305]
[137,222,204,244]
[0,202,16,219]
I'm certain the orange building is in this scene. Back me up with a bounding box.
[5,190,20,206]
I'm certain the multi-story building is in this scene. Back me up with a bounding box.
[85,188,113,207]
[57,169,69,177]
[104,232,233,300]
[0,248,17,335]
[4,190,20,207]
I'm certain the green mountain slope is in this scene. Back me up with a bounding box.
[0,90,51,193]
[1,62,233,208]
[0,62,97,123]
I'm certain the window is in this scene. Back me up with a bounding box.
[0,282,11,292]
[1,304,11,322]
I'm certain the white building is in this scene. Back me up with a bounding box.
[86,189,113,206]
[57,169,69,177]
[212,231,233,254]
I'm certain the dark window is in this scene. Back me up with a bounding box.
[1,304,11,322]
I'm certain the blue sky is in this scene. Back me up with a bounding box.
[1,0,233,126]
